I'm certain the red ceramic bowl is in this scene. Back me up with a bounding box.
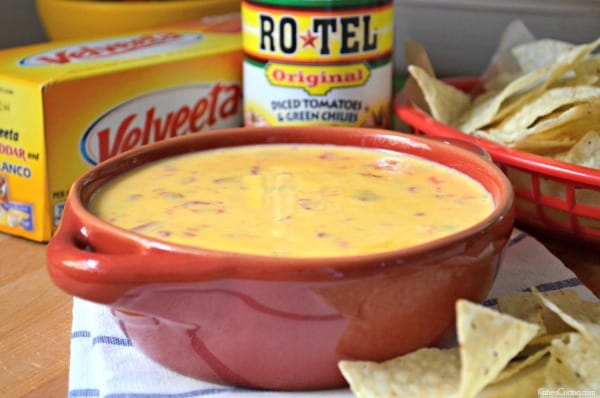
[47,126,515,390]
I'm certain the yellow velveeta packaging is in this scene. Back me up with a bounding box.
[0,14,243,242]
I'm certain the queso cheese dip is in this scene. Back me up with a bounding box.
[89,144,494,257]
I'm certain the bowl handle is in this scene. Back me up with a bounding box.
[46,202,228,304]
[47,227,139,304]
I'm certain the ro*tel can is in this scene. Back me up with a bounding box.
[242,0,394,127]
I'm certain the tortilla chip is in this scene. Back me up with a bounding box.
[455,37,600,133]
[497,291,546,335]
[554,130,600,169]
[494,85,600,133]
[404,39,435,77]
[403,40,436,115]
[492,346,551,384]
[491,102,600,147]
[456,299,539,398]
[407,64,471,125]
[455,73,543,133]
[512,39,574,72]
[480,19,535,91]
[338,289,598,398]
[527,332,573,348]
[339,347,460,398]
[513,135,577,153]
[545,333,600,390]
[478,356,549,398]
[533,289,600,343]
[552,53,600,88]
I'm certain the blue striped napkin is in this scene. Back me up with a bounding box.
[67,229,598,398]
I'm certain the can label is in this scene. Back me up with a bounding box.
[242,0,394,127]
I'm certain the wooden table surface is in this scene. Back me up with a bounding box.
[0,230,599,398]
[0,233,71,398]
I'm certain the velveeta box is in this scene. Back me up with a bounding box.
[0,14,243,242]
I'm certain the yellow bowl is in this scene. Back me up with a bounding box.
[36,0,241,41]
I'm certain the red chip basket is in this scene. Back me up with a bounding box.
[394,78,600,246]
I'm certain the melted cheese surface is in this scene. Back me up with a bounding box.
[89,144,494,257]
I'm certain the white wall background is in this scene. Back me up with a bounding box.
[0,0,47,49]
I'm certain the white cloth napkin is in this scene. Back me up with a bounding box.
[68,229,598,398]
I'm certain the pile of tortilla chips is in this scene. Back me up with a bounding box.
[405,21,600,170]
[339,288,600,397]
